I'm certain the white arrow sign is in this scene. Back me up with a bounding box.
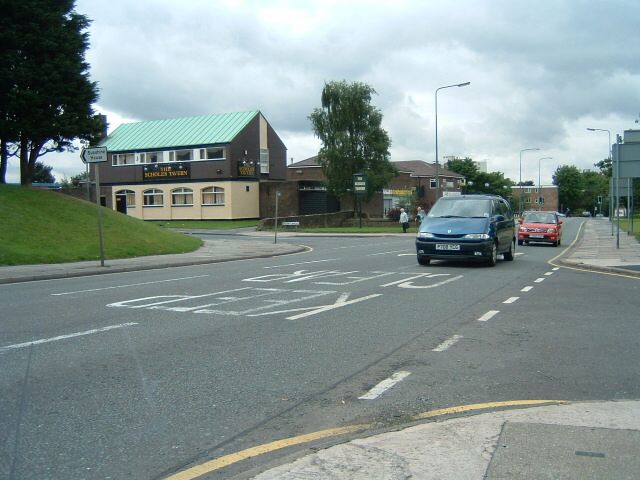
[81,146,108,164]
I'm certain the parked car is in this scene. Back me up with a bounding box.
[517,211,563,246]
[415,195,516,267]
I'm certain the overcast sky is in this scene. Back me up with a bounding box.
[8,0,640,185]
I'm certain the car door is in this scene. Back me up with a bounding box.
[494,199,514,252]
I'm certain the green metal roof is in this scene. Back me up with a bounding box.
[100,111,260,152]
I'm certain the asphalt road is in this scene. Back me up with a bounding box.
[2,218,639,479]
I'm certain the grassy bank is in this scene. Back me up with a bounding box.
[0,185,202,265]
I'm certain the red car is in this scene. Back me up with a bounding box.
[517,211,563,246]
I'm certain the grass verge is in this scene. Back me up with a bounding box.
[0,185,202,265]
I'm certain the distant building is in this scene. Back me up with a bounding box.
[511,185,559,213]
[95,111,287,220]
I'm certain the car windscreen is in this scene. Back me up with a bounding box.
[523,213,556,224]
[427,198,492,218]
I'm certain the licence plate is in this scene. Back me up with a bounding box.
[530,234,545,238]
[436,244,460,251]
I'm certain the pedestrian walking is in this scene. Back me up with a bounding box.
[399,208,409,233]
[415,206,425,224]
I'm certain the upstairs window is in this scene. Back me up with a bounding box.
[259,148,269,174]
[113,153,135,165]
[199,148,225,160]
[169,150,193,162]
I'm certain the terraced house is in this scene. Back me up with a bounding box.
[96,111,287,220]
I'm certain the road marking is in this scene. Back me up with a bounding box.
[381,273,463,289]
[166,399,569,479]
[367,250,410,256]
[432,334,463,352]
[51,275,209,296]
[412,399,570,420]
[552,267,560,271]
[285,293,382,320]
[0,323,138,352]
[521,286,533,292]
[503,297,519,304]
[534,278,545,283]
[358,371,411,400]
[164,424,368,480]
[515,252,525,256]
[263,259,337,269]
[478,310,499,322]
[544,272,554,276]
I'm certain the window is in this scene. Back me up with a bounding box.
[115,189,135,208]
[143,188,164,206]
[430,178,437,189]
[171,187,193,206]
[199,148,225,160]
[144,152,161,163]
[113,153,135,165]
[260,148,269,174]
[169,150,193,162]
[202,186,225,205]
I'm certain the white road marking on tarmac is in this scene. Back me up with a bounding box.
[358,371,411,400]
[503,297,520,304]
[534,278,545,283]
[478,310,500,322]
[432,334,463,352]
[545,272,554,276]
[263,259,337,269]
[521,286,534,292]
[51,275,209,296]
[0,323,138,352]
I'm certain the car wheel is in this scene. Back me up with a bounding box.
[487,242,497,267]
[557,238,561,246]
[517,239,523,246]
[504,240,515,261]
[417,255,431,265]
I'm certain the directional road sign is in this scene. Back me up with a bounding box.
[81,146,108,164]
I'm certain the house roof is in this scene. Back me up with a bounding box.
[288,157,464,178]
[100,111,260,152]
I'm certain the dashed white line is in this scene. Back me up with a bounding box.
[0,323,138,352]
[478,310,500,322]
[521,286,534,292]
[503,297,520,304]
[544,272,554,276]
[552,267,560,271]
[534,278,545,283]
[432,334,463,352]
[358,371,411,400]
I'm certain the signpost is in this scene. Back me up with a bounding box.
[81,147,108,266]
[353,174,367,228]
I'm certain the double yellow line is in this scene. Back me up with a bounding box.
[165,399,568,479]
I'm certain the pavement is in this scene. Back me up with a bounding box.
[2,218,640,479]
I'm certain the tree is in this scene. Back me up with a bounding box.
[32,162,55,183]
[553,165,583,213]
[594,157,612,177]
[0,0,102,185]
[445,157,513,199]
[309,80,397,202]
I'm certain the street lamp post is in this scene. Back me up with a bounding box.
[435,81,470,199]
[538,157,552,210]
[519,148,540,214]
[586,127,612,235]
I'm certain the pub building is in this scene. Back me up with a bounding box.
[95,110,287,220]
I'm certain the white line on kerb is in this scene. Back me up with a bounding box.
[0,323,138,352]
[51,275,209,296]
[534,278,545,283]
[521,286,533,292]
[358,371,411,400]
[503,297,519,304]
[478,310,499,322]
[432,334,463,352]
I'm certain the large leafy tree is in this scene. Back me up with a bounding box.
[446,157,513,198]
[309,81,397,202]
[552,165,584,213]
[0,0,102,185]
[32,161,56,183]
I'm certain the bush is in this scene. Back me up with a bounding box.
[387,207,401,221]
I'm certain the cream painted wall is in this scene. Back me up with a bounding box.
[112,181,259,220]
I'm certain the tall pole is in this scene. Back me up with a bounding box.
[435,81,470,200]
[538,157,552,210]
[519,148,540,214]
[93,164,105,267]
[587,128,612,235]
[616,134,621,249]
[274,190,280,244]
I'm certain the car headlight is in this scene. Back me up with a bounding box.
[463,233,490,239]
[546,228,557,233]
[417,232,435,238]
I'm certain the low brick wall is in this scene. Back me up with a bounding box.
[259,210,355,229]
